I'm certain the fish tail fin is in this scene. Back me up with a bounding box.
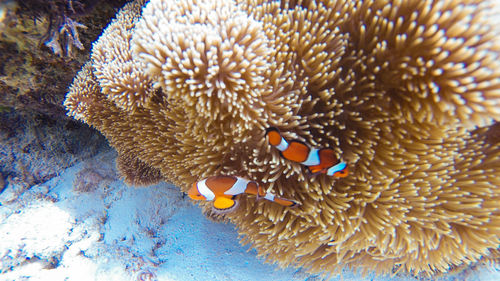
[334,166,349,177]
[262,192,299,207]
[273,196,299,207]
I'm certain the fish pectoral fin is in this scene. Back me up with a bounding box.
[213,197,236,210]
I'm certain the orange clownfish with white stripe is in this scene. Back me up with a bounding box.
[188,175,298,211]
[266,127,349,177]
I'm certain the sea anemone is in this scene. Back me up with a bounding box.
[65,0,500,277]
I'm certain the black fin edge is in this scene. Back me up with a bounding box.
[265,127,280,135]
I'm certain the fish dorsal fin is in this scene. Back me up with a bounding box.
[213,197,236,210]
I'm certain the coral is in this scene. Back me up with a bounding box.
[65,0,500,277]
[16,0,127,56]
[0,0,126,117]
[44,16,87,57]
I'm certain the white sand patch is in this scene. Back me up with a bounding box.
[0,203,73,268]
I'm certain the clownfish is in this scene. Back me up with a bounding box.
[188,175,298,211]
[266,127,348,177]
